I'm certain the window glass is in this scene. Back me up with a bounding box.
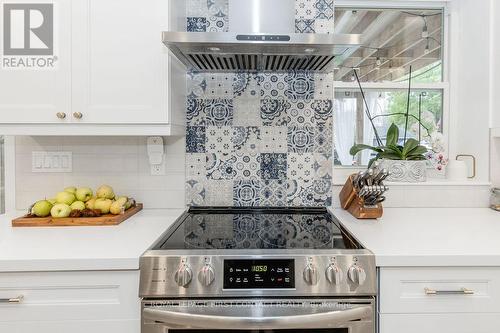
[334,8,444,83]
[334,89,443,166]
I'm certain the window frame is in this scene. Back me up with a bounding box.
[332,1,450,183]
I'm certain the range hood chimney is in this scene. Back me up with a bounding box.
[229,0,295,34]
[162,0,362,72]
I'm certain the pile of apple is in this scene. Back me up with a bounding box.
[30,185,136,218]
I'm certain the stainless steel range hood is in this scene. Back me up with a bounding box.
[162,0,362,72]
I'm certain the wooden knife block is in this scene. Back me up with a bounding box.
[339,174,383,219]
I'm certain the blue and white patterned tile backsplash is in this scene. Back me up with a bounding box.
[185,0,335,207]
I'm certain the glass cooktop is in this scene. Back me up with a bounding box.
[153,207,360,250]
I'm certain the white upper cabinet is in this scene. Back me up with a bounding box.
[0,0,71,124]
[71,0,169,124]
[0,0,185,135]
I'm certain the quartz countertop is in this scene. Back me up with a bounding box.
[0,209,183,272]
[331,207,500,267]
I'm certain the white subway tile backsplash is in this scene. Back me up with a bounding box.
[15,136,186,210]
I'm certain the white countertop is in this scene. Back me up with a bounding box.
[0,209,183,272]
[331,207,500,267]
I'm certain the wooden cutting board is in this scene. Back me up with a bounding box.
[12,203,143,227]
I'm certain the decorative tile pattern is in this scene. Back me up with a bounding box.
[260,180,287,207]
[205,180,233,206]
[205,99,234,126]
[261,153,287,180]
[234,149,260,180]
[186,153,206,179]
[187,99,206,126]
[232,126,260,153]
[312,100,333,124]
[186,179,206,206]
[287,153,315,181]
[186,0,229,33]
[260,127,288,153]
[261,99,290,126]
[295,19,315,33]
[186,126,206,153]
[206,126,232,154]
[185,0,335,207]
[314,153,333,179]
[288,100,315,127]
[259,73,287,99]
[314,73,334,99]
[206,73,234,98]
[288,125,315,153]
[285,71,315,101]
[187,17,207,32]
[206,153,237,180]
[234,180,260,207]
[187,72,207,99]
[314,123,333,153]
[315,0,334,20]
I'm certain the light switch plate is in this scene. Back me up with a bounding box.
[32,151,72,173]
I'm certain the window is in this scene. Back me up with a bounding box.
[333,6,447,167]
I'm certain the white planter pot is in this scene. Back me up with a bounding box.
[378,159,427,183]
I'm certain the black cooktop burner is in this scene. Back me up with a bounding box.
[153,207,360,250]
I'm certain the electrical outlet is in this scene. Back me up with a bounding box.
[150,155,166,176]
[32,151,72,173]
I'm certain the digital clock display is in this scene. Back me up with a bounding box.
[252,265,267,272]
[223,259,295,289]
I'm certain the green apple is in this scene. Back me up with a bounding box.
[64,186,77,194]
[56,191,76,205]
[47,198,57,205]
[110,200,125,215]
[75,187,93,202]
[32,200,53,217]
[50,203,71,218]
[70,201,86,211]
[115,196,128,206]
[94,198,113,214]
[85,197,97,210]
[96,185,115,199]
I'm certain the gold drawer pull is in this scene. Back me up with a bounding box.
[0,295,24,303]
[425,288,474,295]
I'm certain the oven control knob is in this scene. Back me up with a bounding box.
[198,264,215,286]
[348,264,366,286]
[326,264,343,285]
[174,264,193,287]
[303,264,319,285]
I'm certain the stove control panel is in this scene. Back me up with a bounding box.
[223,259,295,289]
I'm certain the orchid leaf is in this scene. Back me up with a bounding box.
[386,123,399,147]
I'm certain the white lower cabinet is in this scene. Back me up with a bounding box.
[0,270,140,333]
[379,267,500,333]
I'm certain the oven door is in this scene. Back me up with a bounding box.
[142,298,374,333]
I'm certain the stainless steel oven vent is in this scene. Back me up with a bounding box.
[162,32,361,73]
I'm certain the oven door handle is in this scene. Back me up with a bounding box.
[143,305,372,330]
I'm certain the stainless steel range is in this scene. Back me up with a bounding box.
[140,207,376,333]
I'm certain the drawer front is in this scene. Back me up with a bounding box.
[380,313,500,333]
[0,271,140,322]
[379,267,500,314]
[0,319,139,333]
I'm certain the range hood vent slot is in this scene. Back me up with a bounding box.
[162,32,362,73]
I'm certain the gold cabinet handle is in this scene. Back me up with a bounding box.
[56,112,66,119]
[73,112,83,119]
[425,288,474,295]
[0,295,24,303]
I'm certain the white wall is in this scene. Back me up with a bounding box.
[490,0,500,186]
[14,136,186,210]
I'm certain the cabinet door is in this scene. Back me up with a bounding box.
[0,0,71,123]
[71,0,169,124]
[380,313,500,333]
